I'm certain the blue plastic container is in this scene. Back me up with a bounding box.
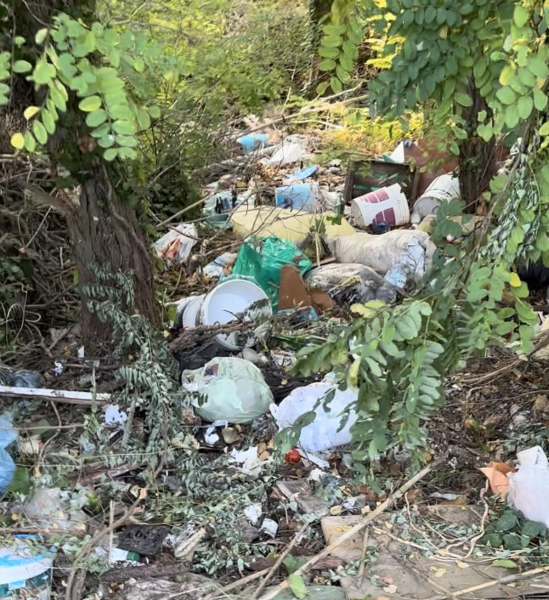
[237,133,270,153]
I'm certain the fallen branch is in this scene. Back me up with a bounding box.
[204,568,271,600]
[193,145,276,178]
[425,565,549,600]
[258,456,442,600]
[0,385,109,406]
[100,561,192,584]
[168,320,255,352]
[252,522,309,600]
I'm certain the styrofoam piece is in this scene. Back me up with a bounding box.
[199,279,272,350]
[350,183,410,227]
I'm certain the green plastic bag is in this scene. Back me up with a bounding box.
[232,237,313,310]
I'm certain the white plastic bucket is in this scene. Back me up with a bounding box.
[180,295,205,328]
[350,183,410,227]
[199,279,272,350]
[420,173,460,202]
[0,539,53,600]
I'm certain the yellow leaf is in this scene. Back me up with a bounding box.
[456,560,470,569]
[509,273,521,287]
[383,584,398,594]
[23,106,40,120]
[432,567,447,578]
[10,133,24,149]
[329,506,343,515]
[499,64,516,86]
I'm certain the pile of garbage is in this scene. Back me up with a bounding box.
[1,123,545,600]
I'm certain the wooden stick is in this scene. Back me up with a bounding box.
[258,457,442,600]
[252,522,309,600]
[0,385,109,406]
[425,565,549,600]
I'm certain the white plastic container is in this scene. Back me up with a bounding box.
[420,173,460,202]
[0,539,53,600]
[179,295,205,328]
[350,183,410,227]
[199,279,272,350]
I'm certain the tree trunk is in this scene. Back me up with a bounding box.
[67,166,159,346]
[458,78,496,212]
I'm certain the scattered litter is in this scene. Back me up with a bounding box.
[118,525,170,556]
[271,380,357,452]
[411,173,460,225]
[22,488,88,533]
[183,357,273,423]
[284,164,318,182]
[0,538,54,600]
[260,518,278,538]
[203,252,238,278]
[244,503,262,526]
[233,237,312,309]
[509,446,549,526]
[329,230,436,285]
[237,132,270,153]
[264,137,309,165]
[276,480,330,516]
[154,223,197,266]
[0,413,17,492]
[104,404,128,425]
[204,426,220,445]
[229,446,269,477]
[275,182,340,213]
[350,183,410,228]
[0,364,43,388]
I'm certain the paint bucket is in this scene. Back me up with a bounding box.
[199,279,272,350]
[179,295,206,328]
[350,183,410,228]
[420,173,460,202]
[0,538,53,600]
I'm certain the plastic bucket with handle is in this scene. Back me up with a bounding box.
[420,173,460,202]
[350,183,410,228]
[198,279,272,350]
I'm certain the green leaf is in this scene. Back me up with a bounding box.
[112,120,135,135]
[316,81,329,95]
[10,133,24,149]
[24,131,36,152]
[133,58,145,72]
[288,574,307,599]
[514,6,529,28]
[98,134,115,148]
[518,96,533,119]
[33,59,55,85]
[528,56,549,78]
[33,120,47,144]
[319,46,339,59]
[90,123,110,138]
[117,146,136,159]
[108,104,131,120]
[534,88,548,111]
[492,559,518,569]
[103,147,118,161]
[6,467,30,494]
[13,60,32,73]
[522,520,547,539]
[539,122,549,136]
[496,86,517,105]
[23,106,40,120]
[86,109,107,127]
[454,93,472,107]
[116,135,137,147]
[148,105,160,119]
[137,107,151,129]
[35,28,48,44]
[330,76,343,93]
[79,95,102,112]
[41,110,55,134]
[496,511,518,532]
[319,59,336,72]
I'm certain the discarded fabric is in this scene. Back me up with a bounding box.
[182,357,274,424]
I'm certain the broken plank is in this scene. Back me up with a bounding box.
[0,385,109,406]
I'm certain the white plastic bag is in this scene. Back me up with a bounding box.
[508,446,549,526]
[182,358,273,424]
[154,223,197,266]
[271,381,358,452]
[328,230,435,284]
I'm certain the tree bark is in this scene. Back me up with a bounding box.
[458,78,496,212]
[67,166,159,344]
